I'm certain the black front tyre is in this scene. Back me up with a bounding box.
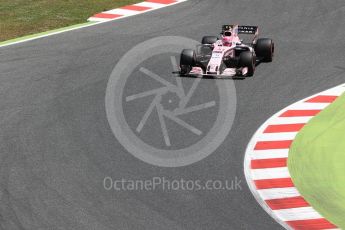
[201,36,218,45]
[239,51,255,77]
[255,38,274,62]
[180,49,196,75]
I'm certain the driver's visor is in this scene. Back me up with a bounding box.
[224,31,232,36]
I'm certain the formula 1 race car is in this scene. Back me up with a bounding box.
[179,25,274,78]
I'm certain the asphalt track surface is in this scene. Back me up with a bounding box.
[1,0,345,229]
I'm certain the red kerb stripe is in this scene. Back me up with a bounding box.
[265,196,309,210]
[306,95,338,103]
[264,123,305,133]
[280,110,321,117]
[121,5,152,11]
[146,0,177,4]
[254,140,292,150]
[286,218,337,230]
[254,178,294,189]
[93,13,122,19]
[251,158,287,169]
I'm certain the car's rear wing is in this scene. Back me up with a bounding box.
[238,25,258,34]
[222,25,259,41]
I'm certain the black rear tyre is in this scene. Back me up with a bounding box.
[239,51,255,77]
[180,49,195,75]
[201,36,218,45]
[255,38,274,62]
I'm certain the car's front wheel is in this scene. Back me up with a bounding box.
[239,51,255,77]
[180,49,196,75]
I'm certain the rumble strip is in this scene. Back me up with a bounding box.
[244,84,345,230]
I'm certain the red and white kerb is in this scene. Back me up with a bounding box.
[88,0,187,22]
[245,84,345,230]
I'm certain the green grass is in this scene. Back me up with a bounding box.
[0,0,142,42]
[289,91,345,228]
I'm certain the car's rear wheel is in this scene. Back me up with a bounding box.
[239,51,255,77]
[255,38,274,62]
[201,36,218,45]
[180,49,196,75]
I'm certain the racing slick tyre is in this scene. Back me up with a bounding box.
[180,49,196,75]
[201,36,218,45]
[255,38,274,62]
[239,51,255,77]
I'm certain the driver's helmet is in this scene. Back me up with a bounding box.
[222,36,232,46]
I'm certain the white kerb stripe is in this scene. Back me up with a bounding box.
[136,2,167,8]
[251,167,290,180]
[250,149,289,160]
[266,116,312,125]
[105,9,142,16]
[88,17,117,22]
[287,102,330,110]
[274,207,323,221]
[257,187,301,200]
[255,132,297,141]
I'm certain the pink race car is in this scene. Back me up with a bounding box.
[179,25,274,78]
